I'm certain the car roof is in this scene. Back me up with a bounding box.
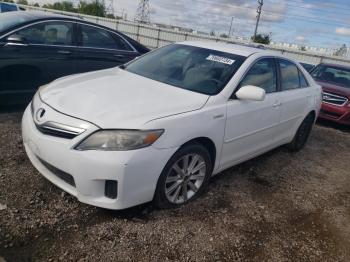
[179,41,275,57]
[3,10,81,21]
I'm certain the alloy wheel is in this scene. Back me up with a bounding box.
[165,153,206,204]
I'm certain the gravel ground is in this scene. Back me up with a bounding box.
[0,111,350,262]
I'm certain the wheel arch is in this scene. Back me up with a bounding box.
[308,110,316,123]
[179,137,217,170]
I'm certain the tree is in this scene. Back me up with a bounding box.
[44,1,76,12]
[333,44,347,57]
[106,13,115,19]
[16,0,28,5]
[78,0,105,17]
[3,0,15,3]
[220,33,229,38]
[300,46,306,51]
[251,33,271,45]
[210,30,216,37]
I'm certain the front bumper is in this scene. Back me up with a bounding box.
[22,105,178,210]
[318,102,350,125]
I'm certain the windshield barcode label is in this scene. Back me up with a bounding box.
[206,55,235,65]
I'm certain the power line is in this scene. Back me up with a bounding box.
[286,0,350,10]
[187,0,350,26]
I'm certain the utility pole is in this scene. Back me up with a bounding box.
[135,0,150,24]
[228,16,234,37]
[253,0,263,41]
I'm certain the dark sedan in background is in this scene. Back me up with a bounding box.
[0,11,149,105]
[311,63,350,125]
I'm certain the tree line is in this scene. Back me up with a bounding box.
[3,0,118,19]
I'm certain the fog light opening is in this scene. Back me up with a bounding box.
[105,180,118,199]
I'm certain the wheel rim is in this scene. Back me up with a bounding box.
[165,154,206,204]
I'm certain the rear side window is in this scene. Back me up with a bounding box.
[278,59,300,90]
[299,70,309,87]
[80,24,132,51]
[9,21,73,45]
[239,58,277,93]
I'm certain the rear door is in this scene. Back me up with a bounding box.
[277,59,312,138]
[221,57,282,169]
[75,23,139,73]
[0,20,77,104]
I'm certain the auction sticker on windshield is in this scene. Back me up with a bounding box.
[206,54,235,65]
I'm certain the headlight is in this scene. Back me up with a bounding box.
[75,129,164,151]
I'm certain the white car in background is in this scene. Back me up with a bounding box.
[22,42,322,210]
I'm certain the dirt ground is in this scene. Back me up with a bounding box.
[0,111,350,262]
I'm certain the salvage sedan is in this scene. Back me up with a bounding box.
[22,42,322,209]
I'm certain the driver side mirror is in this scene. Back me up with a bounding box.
[6,35,28,46]
[236,85,266,101]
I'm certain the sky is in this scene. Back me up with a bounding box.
[34,0,350,49]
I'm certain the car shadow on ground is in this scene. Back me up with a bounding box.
[99,146,287,220]
[316,119,350,133]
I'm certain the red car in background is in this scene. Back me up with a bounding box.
[310,63,350,125]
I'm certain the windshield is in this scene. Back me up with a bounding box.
[311,64,350,88]
[0,12,33,33]
[124,44,246,95]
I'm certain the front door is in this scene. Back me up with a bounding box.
[220,58,282,169]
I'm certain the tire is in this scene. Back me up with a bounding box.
[287,113,314,151]
[154,143,212,209]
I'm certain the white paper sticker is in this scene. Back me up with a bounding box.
[206,54,235,65]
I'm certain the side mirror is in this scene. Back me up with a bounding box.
[6,35,28,46]
[236,85,266,101]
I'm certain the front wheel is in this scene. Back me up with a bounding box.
[287,113,314,151]
[154,144,212,209]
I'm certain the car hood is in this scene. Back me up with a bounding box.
[40,68,209,128]
[316,80,350,98]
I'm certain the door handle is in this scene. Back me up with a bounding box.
[272,101,282,107]
[114,54,125,59]
[5,42,28,47]
[57,50,71,55]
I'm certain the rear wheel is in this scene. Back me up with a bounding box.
[154,144,212,209]
[287,113,314,151]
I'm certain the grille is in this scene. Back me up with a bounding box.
[35,121,85,139]
[38,157,76,187]
[322,92,348,106]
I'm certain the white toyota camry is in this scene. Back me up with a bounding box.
[22,42,322,209]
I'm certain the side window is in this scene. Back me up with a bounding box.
[279,59,300,90]
[80,24,132,51]
[9,22,73,45]
[239,58,277,94]
[299,70,309,87]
